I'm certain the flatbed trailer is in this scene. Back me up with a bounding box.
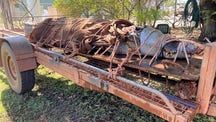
[0,29,215,122]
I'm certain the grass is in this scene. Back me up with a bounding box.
[0,66,216,122]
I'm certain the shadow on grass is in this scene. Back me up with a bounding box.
[1,67,216,122]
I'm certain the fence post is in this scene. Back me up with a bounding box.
[197,42,216,114]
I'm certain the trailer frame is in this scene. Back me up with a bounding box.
[0,30,215,121]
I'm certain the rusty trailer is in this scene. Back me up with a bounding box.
[0,27,216,122]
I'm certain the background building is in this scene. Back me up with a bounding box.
[10,0,56,22]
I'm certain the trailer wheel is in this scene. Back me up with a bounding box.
[1,42,35,94]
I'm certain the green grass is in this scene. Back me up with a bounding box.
[0,66,216,122]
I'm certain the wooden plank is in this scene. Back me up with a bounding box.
[196,46,211,103]
[196,43,216,114]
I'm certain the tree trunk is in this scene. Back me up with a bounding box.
[0,0,14,30]
[199,0,216,42]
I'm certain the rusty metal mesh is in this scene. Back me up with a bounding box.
[29,18,133,54]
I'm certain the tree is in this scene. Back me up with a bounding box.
[119,0,136,19]
[53,0,122,19]
[53,0,85,17]
[133,0,169,26]
[0,0,14,29]
[199,0,216,41]
[53,0,170,26]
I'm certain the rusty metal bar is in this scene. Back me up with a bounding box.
[0,29,24,37]
[164,93,196,109]
[3,29,24,36]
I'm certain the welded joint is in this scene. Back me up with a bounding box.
[50,55,61,65]
[88,75,109,91]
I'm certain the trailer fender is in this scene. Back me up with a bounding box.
[0,38,5,67]
[0,36,37,71]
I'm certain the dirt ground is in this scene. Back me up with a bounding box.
[170,27,201,42]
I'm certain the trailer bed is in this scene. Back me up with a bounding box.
[35,46,199,121]
[81,54,201,81]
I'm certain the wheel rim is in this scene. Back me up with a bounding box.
[1,42,22,93]
[7,56,17,81]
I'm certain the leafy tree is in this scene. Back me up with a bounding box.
[119,0,136,19]
[99,0,122,19]
[53,0,170,26]
[133,0,169,26]
[53,0,83,17]
[53,0,122,19]
[199,0,216,41]
[0,0,14,29]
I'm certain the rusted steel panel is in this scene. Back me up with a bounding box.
[0,30,25,67]
[17,58,37,72]
[35,51,80,84]
[197,42,216,114]
[4,36,34,56]
[15,53,35,61]
[16,53,36,72]
[0,36,36,71]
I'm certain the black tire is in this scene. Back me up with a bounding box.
[1,42,35,94]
